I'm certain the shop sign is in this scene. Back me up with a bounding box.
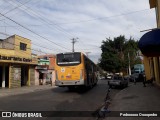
[0,55,32,62]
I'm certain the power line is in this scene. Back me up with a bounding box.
[4,1,150,49]
[0,11,71,51]
[77,47,100,51]
[0,35,47,56]
[1,1,71,50]
[53,9,151,25]
[1,8,150,26]
[1,22,64,53]
[0,0,150,58]
[0,32,60,53]
[0,22,64,53]
[0,0,31,16]
[0,33,101,63]
[10,0,74,38]
[9,0,85,50]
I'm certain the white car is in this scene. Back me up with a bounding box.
[99,76,105,80]
[107,75,112,79]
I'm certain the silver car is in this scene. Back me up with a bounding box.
[108,75,128,88]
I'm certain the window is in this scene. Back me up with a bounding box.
[57,52,81,66]
[43,57,48,60]
[20,42,27,51]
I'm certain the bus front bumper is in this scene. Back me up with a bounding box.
[55,79,84,86]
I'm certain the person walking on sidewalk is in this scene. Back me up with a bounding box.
[39,73,44,85]
[49,72,53,86]
[143,74,146,87]
[138,73,146,87]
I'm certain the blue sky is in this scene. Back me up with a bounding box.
[0,0,156,63]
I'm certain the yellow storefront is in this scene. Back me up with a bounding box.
[138,0,160,86]
[0,35,37,88]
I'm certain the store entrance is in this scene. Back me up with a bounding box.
[21,66,29,86]
[0,66,2,88]
[5,66,9,88]
[0,65,9,88]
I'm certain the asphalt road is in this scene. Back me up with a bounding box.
[0,80,121,120]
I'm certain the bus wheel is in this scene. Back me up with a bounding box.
[68,86,75,91]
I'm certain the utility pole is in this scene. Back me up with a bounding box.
[71,38,78,52]
[128,52,131,75]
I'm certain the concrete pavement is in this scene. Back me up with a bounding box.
[0,84,56,98]
[106,82,160,120]
[1,81,160,120]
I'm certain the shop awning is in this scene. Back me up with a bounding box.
[138,29,160,57]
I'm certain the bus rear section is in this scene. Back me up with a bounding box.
[55,52,85,87]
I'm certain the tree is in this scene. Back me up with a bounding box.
[99,35,141,73]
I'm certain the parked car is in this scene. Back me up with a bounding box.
[108,75,128,88]
[99,76,105,80]
[106,75,112,79]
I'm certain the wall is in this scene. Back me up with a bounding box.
[0,49,15,56]
[49,57,55,69]
[3,36,15,49]
[0,35,38,88]
[14,35,31,58]
[0,35,38,65]
[143,56,152,80]
[0,40,2,48]
[10,65,21,88]
[156,0,160,28]
[35,70,40,85]
[29,66,35,86]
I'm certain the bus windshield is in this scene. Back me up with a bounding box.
[57,53,81,66]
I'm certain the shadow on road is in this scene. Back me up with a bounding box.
[51,84,99,94]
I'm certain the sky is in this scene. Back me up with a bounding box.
[0,0,157,63]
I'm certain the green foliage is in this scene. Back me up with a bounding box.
[99,35,141,73]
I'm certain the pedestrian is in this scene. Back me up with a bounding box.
[138,73,146,87]
[50,72,52,86]
[143,74,146,87]
[39,73,43,85]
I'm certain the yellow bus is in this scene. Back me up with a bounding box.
[55,52,98,90]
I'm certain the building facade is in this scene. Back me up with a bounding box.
[0,35,38,88]
[139,0,160,86]
[35,54,56,85]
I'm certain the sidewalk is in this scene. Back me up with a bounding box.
[106,82,160,120]
[0,84,56,98]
